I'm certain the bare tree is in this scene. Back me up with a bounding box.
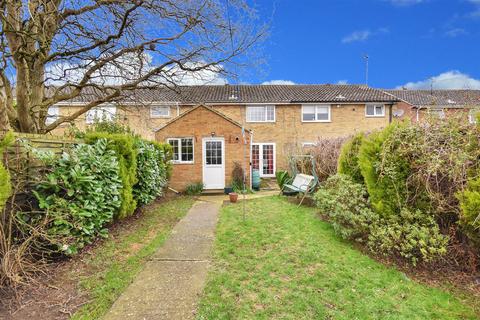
[0,0,265,134]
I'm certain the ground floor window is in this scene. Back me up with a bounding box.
[252,143,275,177]
[167,138,194,163]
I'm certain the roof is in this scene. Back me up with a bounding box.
[385,89,480,108]
[55,84,399,104]
[156,104,250,132]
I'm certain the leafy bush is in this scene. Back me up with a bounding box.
[0,131,14,210]
[338,132,364,184]
[457,175,480,243]
[358,123,413,217]
[275,170,290,189]
[314,174,376,241]
[368,208,448,265]
[133,139,170,205]
[185,182,204,195]
[85,132,137,218]
[34,139,122,255]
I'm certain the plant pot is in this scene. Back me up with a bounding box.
[224,187,233,194]
[229,192,238,203]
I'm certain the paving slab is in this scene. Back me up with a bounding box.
[103,201,220,320]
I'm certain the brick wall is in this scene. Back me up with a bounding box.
[54,102,391,171]
[155,106,251,191]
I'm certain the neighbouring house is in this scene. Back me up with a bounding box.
[50,84,399,190]
[386,89,480,123]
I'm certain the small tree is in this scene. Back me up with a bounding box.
[0,0,266,133]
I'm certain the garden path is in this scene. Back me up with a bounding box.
[103,200,220,320]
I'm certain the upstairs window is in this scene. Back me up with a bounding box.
[167,138,194,163]
[246,105,275,122]
[86,106,116,124]
[45,106,60,125]
[365,104,385,117]
[150,105,171,118]
[302,105,331,122]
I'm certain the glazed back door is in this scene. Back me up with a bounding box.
[202,138,225,189]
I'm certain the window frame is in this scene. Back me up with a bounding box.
[428,108,446,120]
[469,109,479,124]
[365,103,385,117]
[301,104,331,123]
[166,137,194,164]
[86,105,117,124]
[45,105,60,125]
[150,105,171,118]
[251,142,276,177]
[246,105,276,123]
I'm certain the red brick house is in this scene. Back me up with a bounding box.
[386,89,480,122]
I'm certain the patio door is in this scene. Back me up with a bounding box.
[252,143,275,177]
[202,137,225,189]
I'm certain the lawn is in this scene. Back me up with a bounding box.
[71,196,195,319]
[197,196,479,320]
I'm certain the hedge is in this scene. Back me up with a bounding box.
[85,132,138,219]
[337,132,364,185]
[133,139,172,206]
[0,132,14,211]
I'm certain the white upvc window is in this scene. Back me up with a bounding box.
[429,108,446,120]
[150,105,171,118]
[302,142,317,148]
[468,109,479,124]
[302,104,331,122]
[86,105,116,124]
[167,138,194,164]
[365,104,385,117]
[45,106,60,125]
[246,105,275,122]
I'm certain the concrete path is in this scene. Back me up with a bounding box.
[103,200,220,320]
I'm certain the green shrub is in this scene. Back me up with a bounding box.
[368,208,448,265]
[33,139,122,255]
[275,170,290,189]
[133,139,170,205]
[314,174,376,241]
[337,132,364,184]
[0,132,14,210]
[358,123,413,217]
[457,176,480,242]
[85,132,137,218]
[185,182,204,195]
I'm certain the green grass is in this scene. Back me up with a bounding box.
[71,196,195,320]
[197,196,479,320]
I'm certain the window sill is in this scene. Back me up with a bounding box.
[365,115,385,118]
[171,161,194,165]
[150,115,171,119]
[301,120,331,123]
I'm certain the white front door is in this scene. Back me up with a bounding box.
[202,138,225,189]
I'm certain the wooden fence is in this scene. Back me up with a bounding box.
[2,132,82,189]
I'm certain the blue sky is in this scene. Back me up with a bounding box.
[242,0,480,89]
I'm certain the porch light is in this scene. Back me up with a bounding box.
[211,132,216,137]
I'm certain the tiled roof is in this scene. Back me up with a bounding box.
[57,84,398,104]
[385,89,480,108]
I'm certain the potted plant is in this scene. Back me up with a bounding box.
[229,192,238,203]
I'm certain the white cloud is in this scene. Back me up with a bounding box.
[397,70,480,89]
[46,54,227,86]
[261,80,295,85]
[444,28,467,37]
[336,80,349,85]
[342,28,389,44]
[468,0,480,17]
[386,0,425,6]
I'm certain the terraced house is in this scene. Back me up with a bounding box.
[50,84,399,191]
